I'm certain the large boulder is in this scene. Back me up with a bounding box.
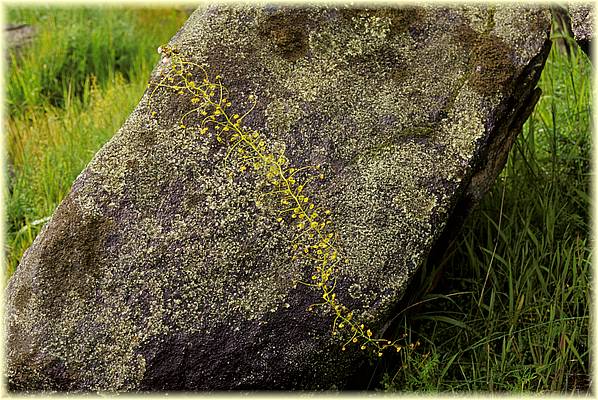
[6,5,551,391]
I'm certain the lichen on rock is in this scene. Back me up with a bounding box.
[6,5,551,391]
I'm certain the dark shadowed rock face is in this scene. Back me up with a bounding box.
[6,5,551,391]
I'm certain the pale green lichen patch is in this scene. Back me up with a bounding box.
[265,97,305,138]
[436,84,488,162]
[331,140,459,316]
[492,7,551,67]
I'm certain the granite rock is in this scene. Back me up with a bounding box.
[6,5,551,391]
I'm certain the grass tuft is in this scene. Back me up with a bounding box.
[380,42,591,393]
[6,7,189,115]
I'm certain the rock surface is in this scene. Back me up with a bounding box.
[568,4,593,56]
[6,5,551,391]
[5,24,36,53]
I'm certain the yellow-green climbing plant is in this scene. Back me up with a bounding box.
[147,45,411,357]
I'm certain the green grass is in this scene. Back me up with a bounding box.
[6,6,189,115]
[4,7,592,393]
[5,7,189,277]
[378,41,591,393]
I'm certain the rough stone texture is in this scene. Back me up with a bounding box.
[5,6,551,391]
[568,4,593,56]
[5,24,36,53]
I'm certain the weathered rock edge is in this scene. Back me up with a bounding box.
[552,5,593,57]
[569,4,593,56]
[6,6,551,391]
